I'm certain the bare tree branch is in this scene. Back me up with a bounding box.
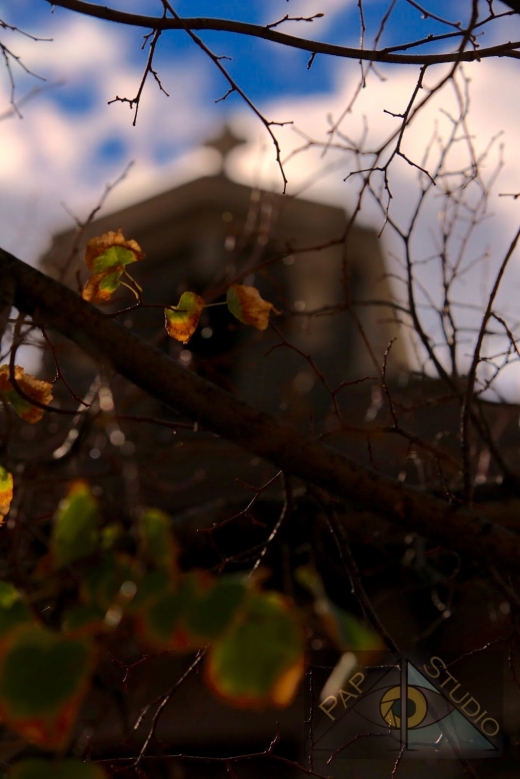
[3,246,520,570]
[45,0,520,66]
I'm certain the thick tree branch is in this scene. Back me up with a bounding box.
[45,0,520,66]
[0,264,15,352]
[2,246,520,569]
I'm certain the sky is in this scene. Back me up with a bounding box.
[2,1,520,395]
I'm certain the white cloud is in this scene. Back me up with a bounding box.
[0,13,216,261]
[3,9,520,394]
[259,0,356,37]
[225,57,520,394]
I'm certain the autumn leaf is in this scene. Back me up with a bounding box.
[134,571,246,652]
[0,467,13,524]
[81,553,137,612]
[134,588,186,650]
[81,269,124,304]
[183,572,247,645]
[164,291,205,344]
[85,228,145,271]
[81,228,144,304]
[205,590,304,709]
[226,284,280,331]
[0,583,34,641]
[51,481,99,568]
[139,508,179,576]
[0,626,94,750]
[0,365,53,424]
[63,553,138,636]
[61,603,107,638]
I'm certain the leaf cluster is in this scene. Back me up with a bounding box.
[0,476,380,775]
[81,229,280,344]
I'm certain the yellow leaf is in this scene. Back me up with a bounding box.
[0,366,53,424]
[164,292,205,344]
[226,284,280,331]
[0,468,13,524]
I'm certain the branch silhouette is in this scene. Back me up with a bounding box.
[45,0,520,66]
[3,246,520,570]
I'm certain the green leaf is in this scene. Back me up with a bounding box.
[206,590,304,708]
[0,583,20,611]
[128,567,170,611]
[52,482,99,568]
[164,291,205,344]
[0,630,90,714]
[98,268,123,293]
[91,245,137,273]
[9,758,107,779]
[82,270,124,304]
[81,553,135,610]
[99,523,120,551]
[0,626,93,749]
[62,603,106,636]
[138,589,185,649]
[184,572,246,642]
[139,508,177,572]
[0,584,33,640]
[3,393,35,425]
[0,467,13,523]
[135,572,246,651]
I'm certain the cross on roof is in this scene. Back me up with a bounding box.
[203,125,248,175]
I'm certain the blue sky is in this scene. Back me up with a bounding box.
[5,1,468,113]
[3,1,520,393]
[0,2,517,246]
[1,1,507,192]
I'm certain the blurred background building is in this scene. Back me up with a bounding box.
[41,127,406,423]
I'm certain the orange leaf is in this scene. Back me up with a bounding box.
[82,228,144,303]
[269,654,305,707]
[3,695,83,751]
[0,467,13,524]
[164,292,205,344]
[0,365,53,424]
[85,228,144,272]
[226,284,280,331]
[81,270,123,304]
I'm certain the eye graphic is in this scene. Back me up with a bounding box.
[380,685,428,728]
[355,684,455,730]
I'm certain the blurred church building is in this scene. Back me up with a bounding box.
[41,126,406,429]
